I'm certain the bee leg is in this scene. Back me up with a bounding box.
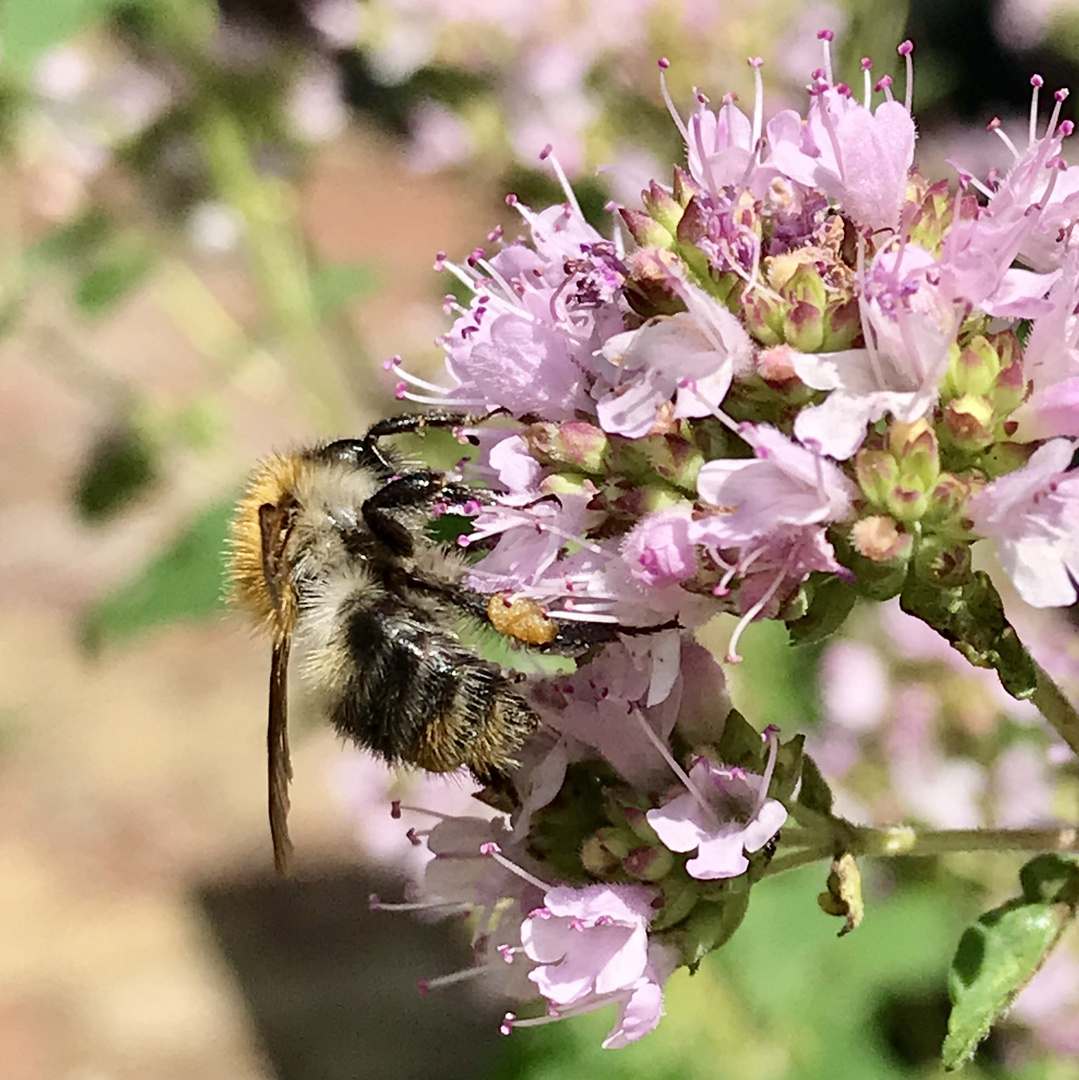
[362,472,480,555]
[361,411,497,470]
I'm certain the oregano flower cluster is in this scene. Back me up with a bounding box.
[378,34,1079,1051]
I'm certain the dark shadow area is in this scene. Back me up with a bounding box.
[196,867,507,1080]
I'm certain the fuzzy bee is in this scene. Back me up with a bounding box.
[230,412,612,873]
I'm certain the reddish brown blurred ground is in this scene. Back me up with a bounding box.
[0,124,495,1080]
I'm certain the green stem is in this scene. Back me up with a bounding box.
[1032,661,1079,758]
[851,824,1079,858]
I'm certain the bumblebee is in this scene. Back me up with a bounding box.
[231,412,607,873]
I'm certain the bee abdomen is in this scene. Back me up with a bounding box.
[330,599,537,778]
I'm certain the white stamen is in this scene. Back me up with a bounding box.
[753,727,781,818]
[628,707,720,827]
[480,842,552,892]
[418,965,492,993]
[749,57,764,148]
[1030,75,1043,147]
[658,60,691,144]
[542,146,583,219]
[726,547,797,663]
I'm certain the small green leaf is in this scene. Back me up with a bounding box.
[715,709,764,771]
[81,500,232,649]
[900,570,1038,700]
[1020,853,1079,904]
[797,753,835,816]
[670,883,751,970]
[817,852,864,936]
[769,734,804,805]
[310,262,380,315]
[943,855,1079,1070]
[785,574,858,645]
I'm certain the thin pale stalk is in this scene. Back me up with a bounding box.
[1032,660,1079,757]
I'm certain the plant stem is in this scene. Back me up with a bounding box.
[852,824,1079,857]
[766,822,1079,879]
[1032,661,1079,758]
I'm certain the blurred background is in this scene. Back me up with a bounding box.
[4,0,1079,1077]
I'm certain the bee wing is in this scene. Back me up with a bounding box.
[268,635,294,874]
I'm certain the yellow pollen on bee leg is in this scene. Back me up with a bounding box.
[487,593,558,647]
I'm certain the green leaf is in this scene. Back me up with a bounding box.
[310,262,380,316]
[671,884,751,970]
[797,753,835,816]
[943,856,1079,1070]
[900,569,1038,700]
[785,574,858,645]
[769,734,804,805]
[74,236,155,314]
[715,709,765,771]
[81,500,232,649]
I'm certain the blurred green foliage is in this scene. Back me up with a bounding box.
[81,499,232,650]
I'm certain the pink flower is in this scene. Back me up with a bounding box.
[769,84,915,232]
[622,506,697,588]
[967,438,1079,607]
[521,883,654,1005]
[594,283,752,438]
[695,424,856,537]
[793,244,958,459]
[646,756,788,880]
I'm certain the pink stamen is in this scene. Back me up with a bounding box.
[1030,75,1044,146]
[898,40,914,112]
[818,29,835,85]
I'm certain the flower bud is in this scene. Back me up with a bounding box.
[855,447,900,506]
[623,844,676,881]
[889,419,940,485]
[850,514,914,564]
[946,335,1000,400]
[742,292,784,347]
[620,208,675,249]
[524,420,609,474]
[580,833,625,877]
[990,357,1026,419]
[910,534,973,588]
[943,394,995,452]
[783,299,826,352]
[642,180,685,236]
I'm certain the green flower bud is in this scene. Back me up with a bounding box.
[620,208,675,249]
[783,299,826,352]
[855,447,900,506]
[824,298,862,351]
[642,180,685,236]
[889,419,940,491]
[580,833,624,877]
[946,334,1000,400]
[525,420,609,474]
[624,844,676,881]
[885,484,930,523]
[990,357,1026,419]
[924,471,972,529]
[742,292,785,347]
[943,394,995,452]
[910,533,973,588]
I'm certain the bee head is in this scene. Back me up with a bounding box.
[230,453,307,638]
